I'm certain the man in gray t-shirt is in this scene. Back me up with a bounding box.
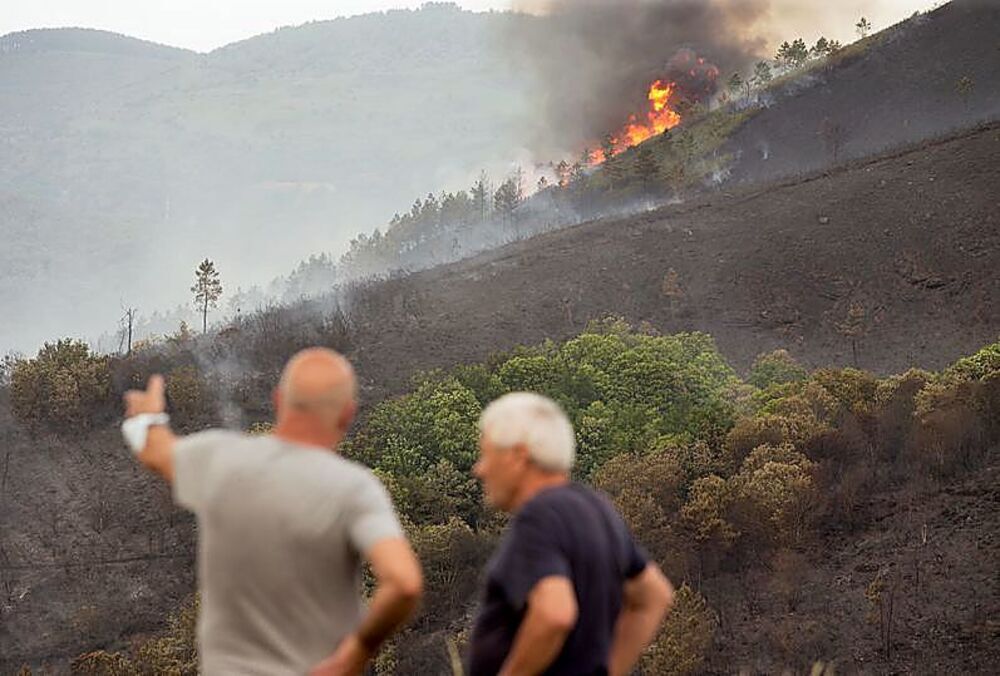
[122,348,422,675]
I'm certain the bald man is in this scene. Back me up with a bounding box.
[122,348,422,675]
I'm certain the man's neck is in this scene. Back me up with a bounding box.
[512,472,570,512]
[273,420,341,451]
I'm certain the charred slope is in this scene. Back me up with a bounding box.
[722,0,1000,187]
[347,122,1000,401]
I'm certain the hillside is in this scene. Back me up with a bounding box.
[2,1,999,672]
[0,6,532,353]
[722,0,1000,185]
[345,122,1000,402]
[314,0,1000,295]
[3,117,997,673]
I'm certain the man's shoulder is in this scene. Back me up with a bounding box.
[175,428,249,455]
[518,483,625,535]
[524,482,605,513]
[280,446,384,491]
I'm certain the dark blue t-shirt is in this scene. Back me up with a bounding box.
[467,483,648,676]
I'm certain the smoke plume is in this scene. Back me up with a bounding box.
[509,0,772,154]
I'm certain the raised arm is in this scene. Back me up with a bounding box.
[608,563,675,676]
[311,538,423,676]
[498,575,578,676]
[123,374,178,482]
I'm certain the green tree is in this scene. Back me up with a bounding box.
[634,145,660,190]
[751,60,773,89]
[191,258,223,333]
[10,339,111,432]
[810,36,831,59]
[360,376,482,475]
[776,39,809,70]
[493,170,524,232]
[749,349,807,389]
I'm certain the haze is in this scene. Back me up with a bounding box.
[5,0,939,53]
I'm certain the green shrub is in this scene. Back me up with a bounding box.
[10,339,111,432]
[749,349,807,389]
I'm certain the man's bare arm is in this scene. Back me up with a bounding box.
[498,576,578,676]
[608,563,675,676]
[124,375,178,482]
[311,538,423,676]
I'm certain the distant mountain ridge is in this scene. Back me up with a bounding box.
[0,5,532,353]
[0,27,195,57]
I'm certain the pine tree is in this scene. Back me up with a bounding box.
[191,258,223,334]
[752,61,773,90]
[493,170,524,231]
[856,17,872,39]
[470,171,490,222]
[810,37,831,59]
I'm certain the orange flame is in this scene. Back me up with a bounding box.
[588,80,682,165]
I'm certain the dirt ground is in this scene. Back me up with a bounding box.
[703,464,1000,675]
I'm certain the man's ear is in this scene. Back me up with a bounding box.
[512,443,531,468]
[338,399,358,432]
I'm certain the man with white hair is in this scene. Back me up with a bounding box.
[121,348,422,675]
[468,392,675,676]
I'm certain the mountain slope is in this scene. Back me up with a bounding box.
[345,122,1000,402]
[722,0,1000,185]
[0,6,532,353]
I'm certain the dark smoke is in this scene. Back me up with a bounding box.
[509,0,771,154]
[664,47,722,105]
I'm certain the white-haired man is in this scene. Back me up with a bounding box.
[468,392,675,676]
[121,348,422,675]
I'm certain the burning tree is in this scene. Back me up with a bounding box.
[191,258,223,333]
[586,78,686,165]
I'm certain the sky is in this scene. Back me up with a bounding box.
[2,0,944,54]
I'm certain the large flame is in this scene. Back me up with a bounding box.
[589,80,682,164]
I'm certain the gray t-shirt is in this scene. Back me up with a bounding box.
[172,430,403,675]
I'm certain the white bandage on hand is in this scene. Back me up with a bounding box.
[121,413,171,454]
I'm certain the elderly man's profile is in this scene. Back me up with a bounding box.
[467,392,675,676]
